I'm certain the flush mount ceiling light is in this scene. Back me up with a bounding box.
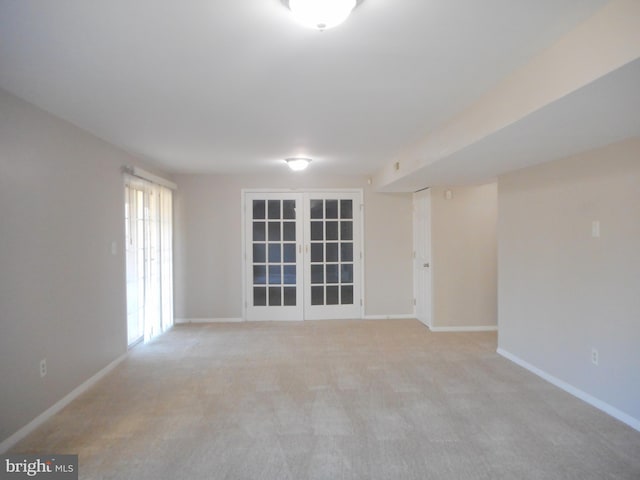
[285,157,312,171]
[288,0,358,30]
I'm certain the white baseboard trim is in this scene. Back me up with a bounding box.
[175,317,244,324]
[497,348,640,433]
[249,318,303,322]
[0,352,128,454]
[430,325,498,332]
[363,314,416,320]
[179,316,417,323]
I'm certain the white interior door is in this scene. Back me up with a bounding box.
[413,189,432,327]
[244,191,362,321]
[303,193,362,320]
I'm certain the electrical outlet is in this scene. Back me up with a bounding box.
[591,348,599,366]
[40,358,47,377]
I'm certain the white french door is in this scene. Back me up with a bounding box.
[303,193,361,320]
[244,191,362,321]
[244,193,304,321]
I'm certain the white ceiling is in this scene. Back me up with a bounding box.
[0,0,611,176]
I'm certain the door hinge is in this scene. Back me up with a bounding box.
[360,299,363,307]
[413,298,416,306]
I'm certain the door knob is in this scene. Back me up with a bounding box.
[423,263,430,268]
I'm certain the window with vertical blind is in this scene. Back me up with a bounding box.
[124,175,174,344]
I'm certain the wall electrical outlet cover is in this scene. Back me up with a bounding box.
[591,348,599,366]
[40,358,47,377]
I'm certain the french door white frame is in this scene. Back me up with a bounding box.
[242,189,364,321]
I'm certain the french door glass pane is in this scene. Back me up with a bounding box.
[283,265,296,284]
[269,265,281,284]
[283,200,296,219]
[253,265,266,284]
[283,222,296,241]
[310,200,323,218]
[311,286,324,305]
[283,287,296,305]
[326,243,338,262]
[311,243,323,262]
[268,200,280,219]
[340,200,353,219]
[325,200,338,219]
[311,222,323,240]
[341,264,353,282]
[341,243,353,262]
[341,286,353,304]
[253,244,266,262]
[311,265,324,284]
[268,244,281,262]
[253,222,265,241]
[341,222,353,240]
[253,200,265,219]
[326,286,339,305]
[283,244,296,263]
[252,198,297,307]
[326,264,339,283]
[268,222,280,241]
[254,287,267,306]
[269,286,281,305]
[326,222,338,240]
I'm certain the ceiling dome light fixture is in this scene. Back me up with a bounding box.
[285,157,312,171]
[288,0,357,31]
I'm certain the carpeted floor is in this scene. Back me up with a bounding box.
[10,320,640,479]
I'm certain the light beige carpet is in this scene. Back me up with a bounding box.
[10,320,640,479]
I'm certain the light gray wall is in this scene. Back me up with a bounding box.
[498,137,640,422]
[430,183,498,328]
[0,88,169,444]
[173,174,413,319]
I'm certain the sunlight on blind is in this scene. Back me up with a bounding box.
[125,176,173,344]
